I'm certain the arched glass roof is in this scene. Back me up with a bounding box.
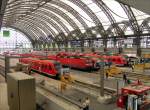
[2,0,150,44]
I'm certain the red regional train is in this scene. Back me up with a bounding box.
[19,58,62,78]
[48,52,102,70]
[84,53,128,66]
[103,55,127,66]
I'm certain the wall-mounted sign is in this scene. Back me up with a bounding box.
[3,30,10,37]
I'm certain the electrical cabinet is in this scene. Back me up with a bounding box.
[7,72,36,110]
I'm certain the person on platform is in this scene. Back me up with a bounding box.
[105,72,109,80]
[123,73,127,85]
[84,97,90,110]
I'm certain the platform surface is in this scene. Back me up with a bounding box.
[0,75,9,110]
[33,73,119,110]
[70,69,120,90]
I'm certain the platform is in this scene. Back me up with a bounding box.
[32,73,119,110]
[0,73,120,110]
[0,75,9,110]
[70,69,120,90]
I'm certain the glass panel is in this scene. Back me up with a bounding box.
[125,27,134,35]
[81,0,111,27]
[34,9,68,35]
[60,0,95,27]
[103,0,129,22]
[49,3,84,29]
[41,6,74,31]
[131,8,150,25]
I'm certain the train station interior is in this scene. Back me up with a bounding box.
[1,0,150,110]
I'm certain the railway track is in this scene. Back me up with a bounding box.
[111,71,150,83]
[73,80,116,95]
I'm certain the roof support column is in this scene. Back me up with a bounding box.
[136,35,141,57]
[88,40,95,52]
[103,38,108,52]
[52,43,56,51]
[64,41,69,52]
[80,38,85,52]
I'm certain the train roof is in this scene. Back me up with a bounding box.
[21,58,57,64]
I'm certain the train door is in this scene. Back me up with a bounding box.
[69,56,76,68]
[73,55,83,69]
[41,64,46,73]
[112,57,117,65]
[47,64,52,75]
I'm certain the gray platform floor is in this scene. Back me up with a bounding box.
[70,69,120,90]
[0,75,9,110]
[0,73,121,110]
[63,88,117,110]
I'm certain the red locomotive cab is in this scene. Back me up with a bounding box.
[117,96,127,108]
[39,60,61,77]
[109,56,127,66]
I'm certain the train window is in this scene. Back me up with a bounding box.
[63,56,68,58]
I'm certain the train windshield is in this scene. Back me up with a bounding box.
[54,61,62,73]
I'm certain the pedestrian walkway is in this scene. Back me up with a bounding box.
[0,83,9,110]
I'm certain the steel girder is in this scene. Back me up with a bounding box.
[68,0,109,49]
[14,23,56,46]
[0,0,9,29]
[4,7,71,35]
[15,20,48,40]
[6,10,58,38]
[15,17,58,42]
[8,25,35,44]
[15,22,44,41]
[140,17,150,33]
[68,0,107,37]
[16,19,61,43]
[50,0,88,29]
[42,5,79,30]
[120,21,134,33]
[3,20,39,41]
[5,3,82,39]
[121,3,142,56]
[24,12,66,40]
[34,9,70,34]
[24,15,65,41]
[38,5,82,40]
[121,4,141,34]
[5,0,50,24]
[92,0,124,36]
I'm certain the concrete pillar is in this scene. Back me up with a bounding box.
[52,43,56,51]
[136,36,141,57]
[118,47,123,54]
[5,56,10,81]
[100,65,104,96]
[103,38,108,52]
[80,40,85,52]
[89,40,95,52]
[64,42,68,52]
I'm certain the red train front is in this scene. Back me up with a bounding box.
[19,58,62,78]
